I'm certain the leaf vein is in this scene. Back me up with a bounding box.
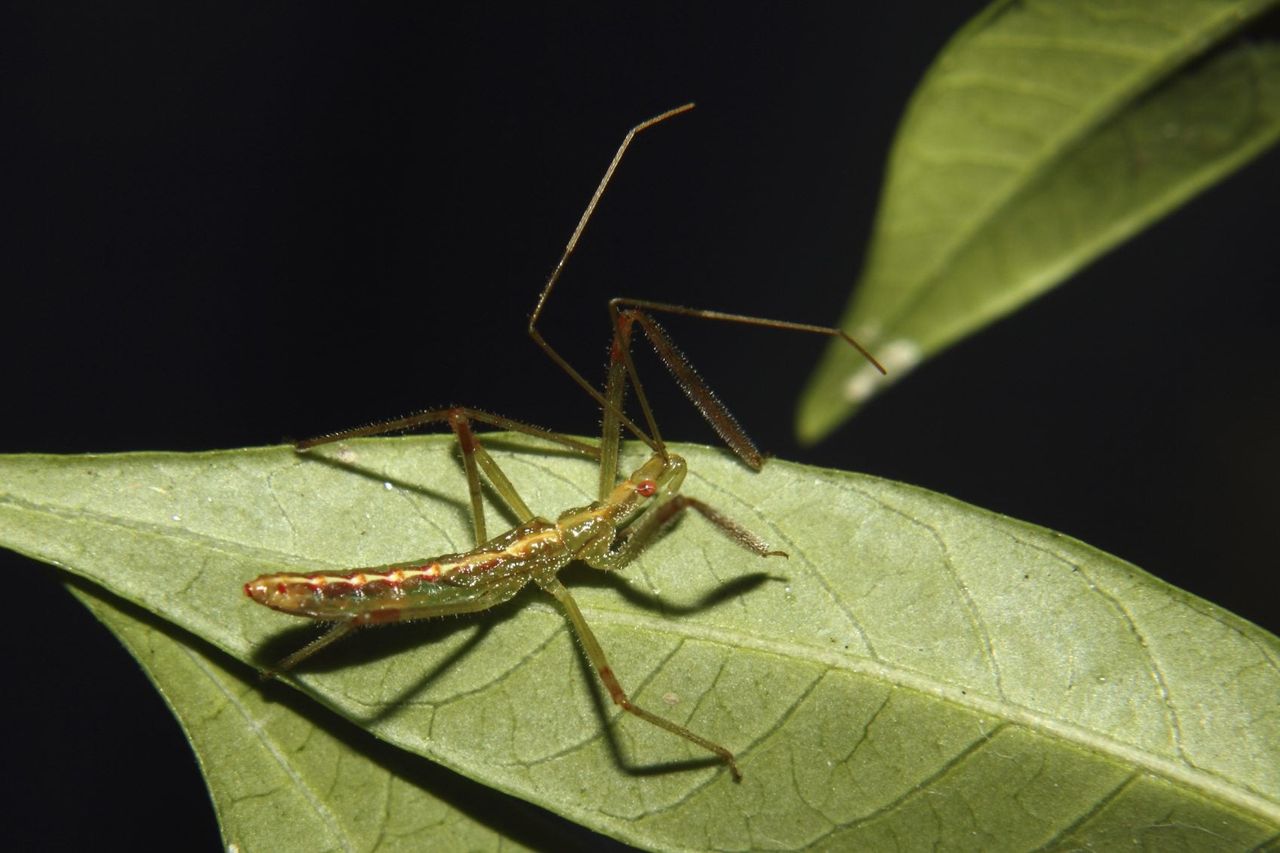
[1029,771,1139,852]
[181,646,355,850]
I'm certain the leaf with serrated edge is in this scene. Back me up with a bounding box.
[1,436,1277,849]
[798,1,1280,442]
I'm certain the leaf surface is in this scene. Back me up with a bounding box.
[66,580,543,851]
[798,0,1280,442]
[1,437,1277,849]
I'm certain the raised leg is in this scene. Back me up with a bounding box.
[609,299,886,470]
[613,297,885,374]
[538,576,743,781]
[597,335,630,500]
[613,308,758,469]
[522,100,885,476]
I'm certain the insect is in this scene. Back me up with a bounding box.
[244,104,884,781]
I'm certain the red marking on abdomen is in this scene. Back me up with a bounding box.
[358,579,400,599]
[320,582,354,599]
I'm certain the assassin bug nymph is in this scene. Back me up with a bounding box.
[245,104,885,781]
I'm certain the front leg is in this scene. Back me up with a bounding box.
[586,495,786,573]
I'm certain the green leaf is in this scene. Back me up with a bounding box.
[65,579,547,851]
[798,0,1280,443]
[2,437,1277,849]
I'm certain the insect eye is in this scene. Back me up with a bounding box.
[635,479,658,497]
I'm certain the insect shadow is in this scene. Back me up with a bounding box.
[254,559,779,729]
[563,562,784,616]
[65,572,575,847]
[288,444,476,535]
[290,433,597,540]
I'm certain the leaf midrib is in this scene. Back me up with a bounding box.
[585,604,1280,824]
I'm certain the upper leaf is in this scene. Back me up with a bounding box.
[798,0,1280,443]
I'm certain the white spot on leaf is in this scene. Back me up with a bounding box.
[843,338,921,403]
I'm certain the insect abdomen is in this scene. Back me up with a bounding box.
[244,560,452,620]
[244,519,568,622]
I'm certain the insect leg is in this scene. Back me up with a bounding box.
[609,299,885,469]
[297,406,594,546]
[295,406,597,457]
[613,297,885,375]
[444,411,539,543]
[538,576,743,781]
[261,619,360,679]
[528,105,696,460]
[612,307,761,469]
[591,494,786,573]
[446,411,489,544]
[624,494,783,560]
[598,331,630,500]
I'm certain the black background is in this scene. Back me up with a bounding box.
[5,4,1278,849]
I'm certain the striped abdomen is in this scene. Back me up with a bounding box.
[244,519,568,624]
